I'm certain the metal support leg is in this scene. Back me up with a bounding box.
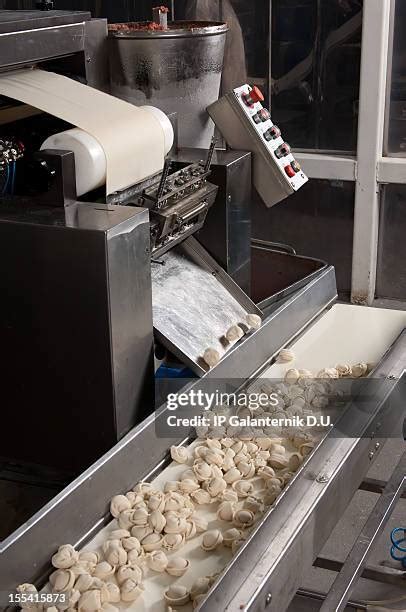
[319,451,406,612]
[360,477,406,498]
[314,555,406,587]
[296,588,366,611]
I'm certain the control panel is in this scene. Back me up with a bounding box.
[207,85,308,208]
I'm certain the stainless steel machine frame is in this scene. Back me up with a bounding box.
[1,266,404,612]
[0,10,223,474]
[0,10,109,91]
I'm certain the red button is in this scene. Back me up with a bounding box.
[284,165,295,178]
[243,86,265,106]
[249,86,264,104]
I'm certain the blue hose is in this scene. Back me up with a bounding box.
[1,164,9,195]
[390,527,406,568]
[10,162,16,194]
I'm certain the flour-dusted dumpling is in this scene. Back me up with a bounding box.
[49,569,75,592]
[121,535,141,553]
[201,529,223,551]
[148,510,166,533]
[17,584,37,595]
[246,314,262,330]
[116,564,143,585]
[352,362,368,377]
[284,368,300,384]
[131,525,153,541]
[105,583,121,603]
[317,367,339,379]
[78,589,102,612]
[289,452,304,471]
[217,501,235,522]
[148,492,166,512]
[74,573,94,593]
[146,550,168,572]
[110,495,131,518]
[223,528,243,547]
[164,585,190,606]
[120,578,144,602]
[93,562,115,580]
[78,551,99,566]
[162,532,185,551]
[52,544,79,569]
[166,557,190,577]
[336,363,352,377]
[103,541,127,566]
[203,476,227,497]
[276,348,295,363]
[17,583,39,609]
[190,576,211,599]
[164,514,188,534]
[226,325,244,343]
[233,509,255,528]
[190,489,212,505]
[170,445,189,464]
[232,480,254,498]
[141,532,163,552]
[203,348,221,368]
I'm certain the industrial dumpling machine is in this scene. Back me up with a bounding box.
[0,8,405,612]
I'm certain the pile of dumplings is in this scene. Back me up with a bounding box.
[17,351,370,612]
[196,352,372,440]
[17,433,312,612]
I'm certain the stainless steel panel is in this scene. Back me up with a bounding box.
[0,23,86,70]
[0,266,337,592]
[0,203,154,474]
[172,148,252,294]
[108,22,227,149]
[251,240,327,312]
[107,208,155,439]
[83,18,109,92]
[207,91,303,208]
[0,9,91,33]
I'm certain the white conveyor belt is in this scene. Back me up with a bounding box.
[41,304,406,611]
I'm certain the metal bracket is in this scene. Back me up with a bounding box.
[319,451,406,612]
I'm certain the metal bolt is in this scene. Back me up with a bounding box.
[387,374,396,380]
[265,593,272,606]
[317,474,329,483]
[368,451,374,460]
[374,442,381,450]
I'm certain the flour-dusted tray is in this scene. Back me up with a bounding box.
[151,237,262,376]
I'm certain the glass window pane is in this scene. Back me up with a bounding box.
[232,1,270,85]
[384,0,406,156]
[252,179,355,297]
[271,0,363,153]
[376,184,406,299]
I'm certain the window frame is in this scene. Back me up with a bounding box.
[269,0,401,305]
